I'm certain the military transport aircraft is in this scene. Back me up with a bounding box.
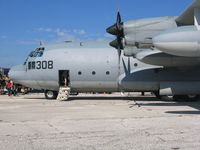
[9,0,200,100]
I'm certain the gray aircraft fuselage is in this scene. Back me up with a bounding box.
[9,41,155,93]
[9,40,200,96]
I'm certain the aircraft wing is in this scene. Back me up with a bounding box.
[176,0,200,25]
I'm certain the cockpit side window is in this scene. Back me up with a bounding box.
[23,58,28,65]
[28,62,31,70]
[29,51,34,57]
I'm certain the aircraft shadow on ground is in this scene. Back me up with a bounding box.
[65,96,200,115]
[25,96,137,101]
[25,95,200,114]
[165,102,200,114]
[129,99,200,115]
[165,110,200,115]
[68,96,133,101]
[68,96,158,101]
[24,97,46,100]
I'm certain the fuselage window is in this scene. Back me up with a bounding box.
[78,71,82,75]
[106,71,110,75]
[134,63,138,67]
[92,71,96,75]
[24,58,28,65]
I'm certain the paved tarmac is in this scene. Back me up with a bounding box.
[0,93,200,150]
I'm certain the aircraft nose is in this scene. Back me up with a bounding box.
[9,64,26,84]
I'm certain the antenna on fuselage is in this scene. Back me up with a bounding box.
[39,40,44,46]
[116,0,121,13]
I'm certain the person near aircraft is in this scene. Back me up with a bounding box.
[0,75,3,95]
[6,80,13,96]
[62,71,69,86]
[12,83,18,96]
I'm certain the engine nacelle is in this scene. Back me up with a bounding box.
[153,26,200,57]
[123,16,177,49]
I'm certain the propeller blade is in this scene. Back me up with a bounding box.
[117,11,121,29]
[117,48,121,68]
[109,37,123,50]
[106,11,124,36]
[109,39,119,49]
[106,24,118,35]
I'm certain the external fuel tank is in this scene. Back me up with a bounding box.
[153,26,200,57]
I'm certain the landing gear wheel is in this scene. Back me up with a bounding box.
[173,95,188,101]
[45,90,58,100]
[153,92,173,101]
[187,95,199,101]
[153,91,173,101]
[173,95,199,101]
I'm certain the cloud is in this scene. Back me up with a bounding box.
[54,28,77,41]
[95,38,110,42]
[36,27,114,42]
[72,29,86,35]
[37,27,86,41]
[45,28,53,32]
[78,30,86,35]
[55,28,65,36]
[16,40,38,45]
[57,33,77,41]
[104,33,113,38]
[38,28,52,32]
[0,35,7,39]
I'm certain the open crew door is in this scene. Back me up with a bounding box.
[58,70,70,86]
[57,70,71,100]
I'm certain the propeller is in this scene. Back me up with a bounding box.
[106,11,125,76]
[107,11,124,50]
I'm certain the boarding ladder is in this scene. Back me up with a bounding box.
[57,86,71,100]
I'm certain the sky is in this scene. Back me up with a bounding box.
[0,0,194,67]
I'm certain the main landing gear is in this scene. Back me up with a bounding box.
[153,91,199,101]
[44,90,58,100]
[173,95,199,101]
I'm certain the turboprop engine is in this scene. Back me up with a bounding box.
[106,14,177,50]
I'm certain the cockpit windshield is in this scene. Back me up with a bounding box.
[24,47,45,65]
[29,47,45,58]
